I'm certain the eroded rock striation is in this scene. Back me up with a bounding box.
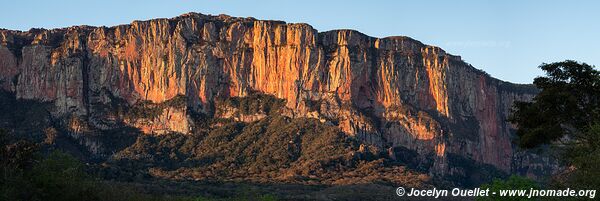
[0,13,557,182]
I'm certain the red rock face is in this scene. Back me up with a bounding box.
[474,75,508,171]
[0,13,555,177]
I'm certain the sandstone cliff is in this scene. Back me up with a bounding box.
[0,13,557,182]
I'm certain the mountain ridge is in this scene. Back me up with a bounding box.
[0,12,555,186]
[1,12,537,86]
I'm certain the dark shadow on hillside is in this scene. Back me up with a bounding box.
[0,89,142,162]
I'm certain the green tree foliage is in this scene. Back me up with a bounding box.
[477,175,538,201]
[112,115,357,179]
[27,151,98,201]
[1,131,97,201]
[509,60,600,188]
[562,123,600,189]
[1,129,39,200]
[1,129,279,201]
[509,60,600,148]
[219,93,286,115]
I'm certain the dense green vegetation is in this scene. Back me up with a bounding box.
[218,93,286,115]
[1,129,97,201]
[0,129,279,201]
[563,123,600,189]
[476,175,538,201]
[111,115,361,182]
[102,92,362,183]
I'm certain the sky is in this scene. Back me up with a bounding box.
[1,0,599,84]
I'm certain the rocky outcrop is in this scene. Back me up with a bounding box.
[0,13,558,180]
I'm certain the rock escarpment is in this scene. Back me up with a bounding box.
[0,13,557,182]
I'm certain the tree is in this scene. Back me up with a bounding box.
[29,151,98,201]
[509,60,600,148]
[1,129,39,201]
[476,175,538,201]
[509,60,600,188]
[562,123,600,189]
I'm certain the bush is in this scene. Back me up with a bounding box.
[28,151,98,201]
[476,175,538,201]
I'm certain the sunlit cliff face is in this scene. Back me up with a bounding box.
[0,12,555,178]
